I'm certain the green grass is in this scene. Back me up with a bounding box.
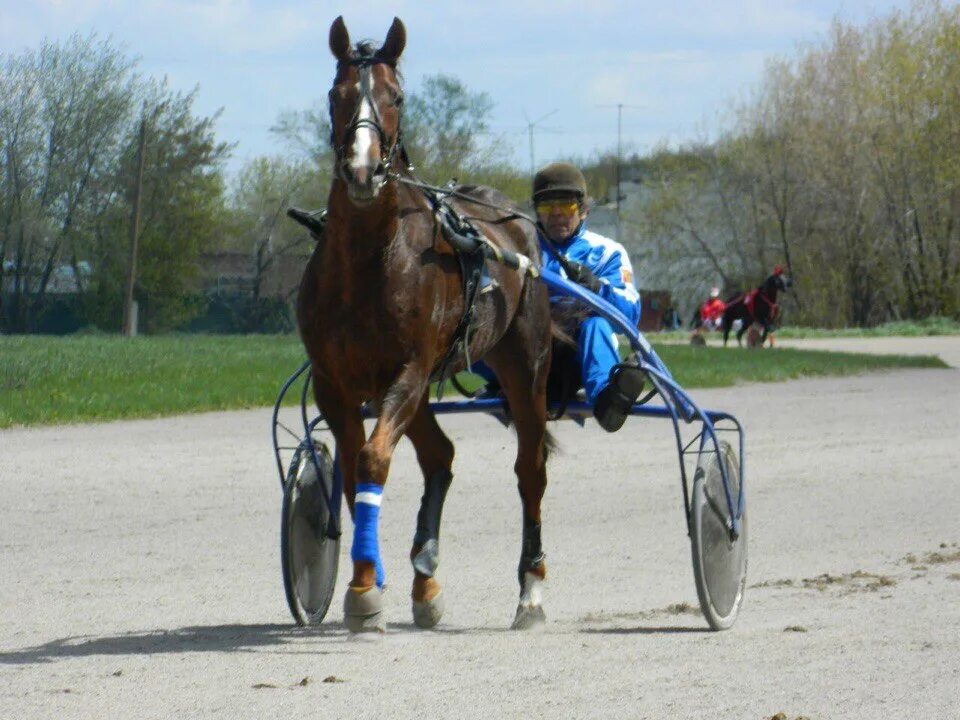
[775,316,960,338]
[0,334,947,429]
[655,316,960,342]
[0,335,305,428]
[651,344,945,387]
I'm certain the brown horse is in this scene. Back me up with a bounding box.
[296,16,554,632]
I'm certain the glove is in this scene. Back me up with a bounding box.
[564,261,602,293]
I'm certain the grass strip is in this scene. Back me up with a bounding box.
[0,334,947,429]
[656,316,960,342]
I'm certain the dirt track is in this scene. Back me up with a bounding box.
[2,338,958,719]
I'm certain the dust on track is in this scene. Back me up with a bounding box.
[1,339,958,719]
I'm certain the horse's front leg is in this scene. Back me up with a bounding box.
[405,396,455,628]
[314,379,365,518]
[343,365,430,633]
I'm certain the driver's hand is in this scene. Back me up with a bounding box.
[565,261,602,293]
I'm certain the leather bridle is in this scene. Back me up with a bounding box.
[330,55,404,186]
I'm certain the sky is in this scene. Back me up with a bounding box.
[0,0,924,177]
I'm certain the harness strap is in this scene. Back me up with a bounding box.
[422,188,491,395]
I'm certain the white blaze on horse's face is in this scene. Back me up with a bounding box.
[343,70,384,204]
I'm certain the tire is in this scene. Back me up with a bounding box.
[690,333,706,347]
[746,325,763,348]
[689,440,747,630]
[281,442,340,626]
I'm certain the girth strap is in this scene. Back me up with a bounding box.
[426,189,488,394]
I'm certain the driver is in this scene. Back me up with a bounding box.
[533,162,644,432]
[697,287,726,331]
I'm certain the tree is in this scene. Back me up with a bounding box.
[0,35,231,333]
[403,74,507,184]
[271,102,334,170]
[271,72,526,202]
[229,155,327,304]
[0,35,136,332]
[626,0,960,326]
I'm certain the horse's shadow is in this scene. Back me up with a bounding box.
[580,625,710,636]
[2,621,712,665]
[0,623,348,666]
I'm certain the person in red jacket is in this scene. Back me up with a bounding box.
[690,287,725,345]
[699,287,726,330]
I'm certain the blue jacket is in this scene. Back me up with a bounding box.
[540,224,642,327]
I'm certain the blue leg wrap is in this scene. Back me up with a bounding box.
[352,483,385,588]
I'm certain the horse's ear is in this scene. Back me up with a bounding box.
[329,16,352,62]
[377,17,406,64]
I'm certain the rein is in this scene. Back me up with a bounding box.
[389,173,584,279]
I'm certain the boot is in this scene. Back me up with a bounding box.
[593,363,645,432]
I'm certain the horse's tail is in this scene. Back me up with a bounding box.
[543,427,560,463]
[550,318,577,348]
[548,304,588,348]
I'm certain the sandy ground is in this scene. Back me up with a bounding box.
[1,337,958,719]
[775,335,960,368]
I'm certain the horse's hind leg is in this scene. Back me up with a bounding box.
[486,322,552,629]
[504,373,550,629]
[404,396,455,628]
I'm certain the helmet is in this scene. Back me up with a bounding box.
[533,162,587,201]
[773,265,784,276]
[709,287,720,299]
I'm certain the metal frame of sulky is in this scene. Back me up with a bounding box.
[271,267,746,546]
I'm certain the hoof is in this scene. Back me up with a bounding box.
[343,585,386,634]
[412,590,444,629]
[511,603,546,630]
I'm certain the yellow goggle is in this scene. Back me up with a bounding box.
[535,199,580,216]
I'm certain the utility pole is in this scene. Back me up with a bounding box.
[522,109,559,178]
[616,103,623,220]
[122,116,147,337]
[598,103,642,240]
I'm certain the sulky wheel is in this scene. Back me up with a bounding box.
[745,325,763,348]
[690,332,707,347]
[689,440,747,630]
[281,441,340,626]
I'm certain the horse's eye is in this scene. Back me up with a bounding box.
[393,94,404,108]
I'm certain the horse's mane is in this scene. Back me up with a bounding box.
[351,39,404,79]
[355,40,378,57]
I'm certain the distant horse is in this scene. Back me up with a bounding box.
[296,17,554,632]
[721,268,791,347]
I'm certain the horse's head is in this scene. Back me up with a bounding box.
[328,16,406,206]
[765,265,792,296]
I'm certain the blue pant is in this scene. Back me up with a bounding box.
[578,316,621,404]
[473,315,620,405]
